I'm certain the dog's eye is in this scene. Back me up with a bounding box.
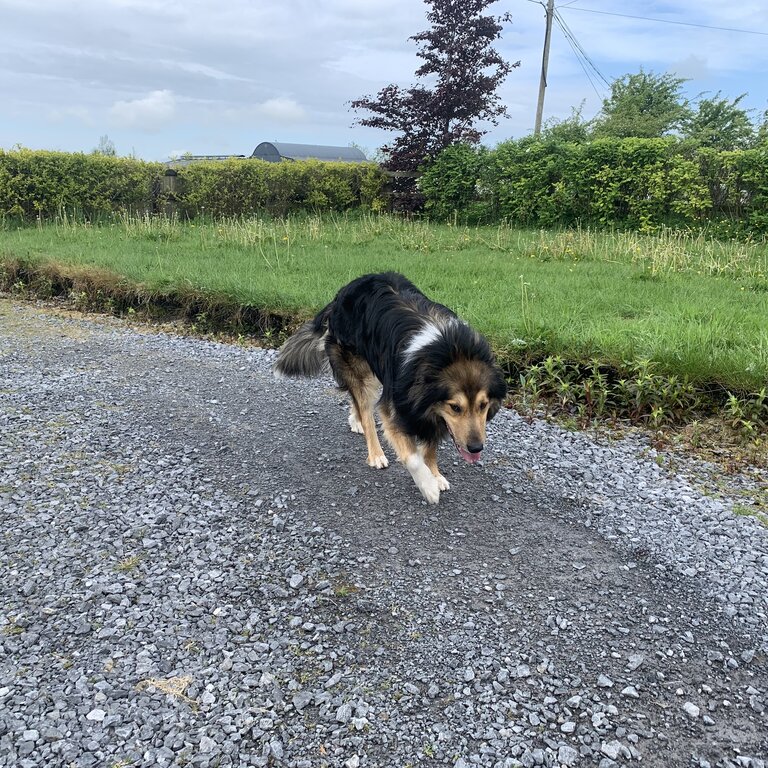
[449,403,462,413]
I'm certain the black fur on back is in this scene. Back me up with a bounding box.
[274,272,507,441]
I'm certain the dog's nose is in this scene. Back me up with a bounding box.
[467,440,484,454]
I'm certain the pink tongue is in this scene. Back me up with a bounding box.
[459,447,482,464]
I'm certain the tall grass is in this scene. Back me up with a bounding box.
[2,212,767,393]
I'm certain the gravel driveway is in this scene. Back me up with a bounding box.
[1,297,767,768]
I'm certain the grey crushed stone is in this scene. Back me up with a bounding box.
[0,298,767,768]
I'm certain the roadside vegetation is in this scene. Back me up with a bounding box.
[1,212,767,448]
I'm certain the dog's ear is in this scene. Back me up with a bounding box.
[411,380,450,419]
[423,398,448,427]
[486,368,507,421]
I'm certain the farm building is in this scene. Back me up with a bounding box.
[165,154,245,168]
[165,143,367,168]
[250,142,367,163]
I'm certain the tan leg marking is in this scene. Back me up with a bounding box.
[347,372,388,469]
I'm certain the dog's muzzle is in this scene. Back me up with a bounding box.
[449,431,483,464]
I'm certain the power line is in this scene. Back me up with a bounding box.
[554,11,604,100]
[529,0,610,128]
[552,13,601,98]
[553,9,611,89]
[561,6,768,38]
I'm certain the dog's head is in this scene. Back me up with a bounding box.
[432,359,507,463]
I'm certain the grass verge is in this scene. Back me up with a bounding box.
[1,212,767,435]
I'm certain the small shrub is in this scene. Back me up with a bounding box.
[725,388,768,440]
[420,144,492,223]
[517,355,702,427]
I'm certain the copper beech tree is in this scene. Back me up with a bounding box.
[351,0,518,173]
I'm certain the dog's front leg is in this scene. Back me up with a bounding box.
[381,415,441,504]
[405,452,441,504]
[423,442,450,492]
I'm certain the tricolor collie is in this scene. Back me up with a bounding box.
[274,272,507,504]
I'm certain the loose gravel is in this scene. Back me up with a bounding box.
[1,298,767,768]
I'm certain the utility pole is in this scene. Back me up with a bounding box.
[534,0,555,135]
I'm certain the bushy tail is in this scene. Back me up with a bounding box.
[273,305,332,378]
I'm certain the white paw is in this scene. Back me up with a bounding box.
[434,474,450,492]
[406,456,442,504]
[368,453,389,469]
[417,475,441,505]
[348,411,364,434]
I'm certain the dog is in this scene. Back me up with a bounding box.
[273,272,507,504]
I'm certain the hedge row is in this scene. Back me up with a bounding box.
[172,158,387,217]
[419,138,768,233]
[0,149,161,219]
[0,149,388,220]
[5,142,767,231]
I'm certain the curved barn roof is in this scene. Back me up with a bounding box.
[251,142,367,163]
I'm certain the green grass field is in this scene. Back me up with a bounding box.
[2,213,767,393]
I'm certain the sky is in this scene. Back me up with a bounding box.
[1,0,767,161]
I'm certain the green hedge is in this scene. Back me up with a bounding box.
[420,137,768,233]
[172,158,387,217]
[0,148,161,219]
[8,143,764,231]
[0,149,389,221]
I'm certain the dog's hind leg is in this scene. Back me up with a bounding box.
[328,345,388,469]
[350,374,388,468]
[380,410,441,504]
[347,401,364,434]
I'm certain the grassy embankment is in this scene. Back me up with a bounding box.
[1,213,767,430]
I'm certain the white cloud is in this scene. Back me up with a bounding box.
[171,61,253,83]
[256,97,306,123]
[109,89,176,130]
[2,0,768,157]
[670,55,711,81]
[48,105,94,125]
